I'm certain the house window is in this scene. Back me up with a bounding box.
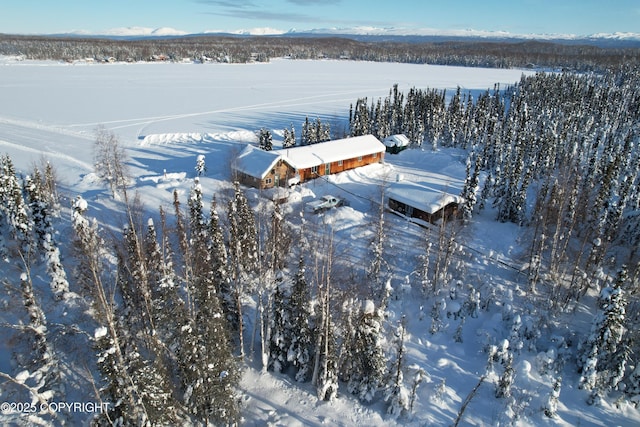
[338,160,343,166]
[372,152,378,158]
[325,163,330,175]
[358,156,363,162]
[311,165,318,174]
[265,178,272,185]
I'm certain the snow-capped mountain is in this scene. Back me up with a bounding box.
[44,26,640,43]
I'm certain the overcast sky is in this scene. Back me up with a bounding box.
[2,0,639,36]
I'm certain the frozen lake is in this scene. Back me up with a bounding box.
[0,57,529,143]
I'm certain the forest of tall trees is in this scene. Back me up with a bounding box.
[1,33,639,71]
[348,66,640,407]
[1,61,640,424]
[348,68,640,299]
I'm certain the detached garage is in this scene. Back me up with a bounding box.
[387,180,463,225]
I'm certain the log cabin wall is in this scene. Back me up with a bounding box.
[297,152,384,183]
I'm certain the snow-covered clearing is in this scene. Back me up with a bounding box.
[1,56,637,426]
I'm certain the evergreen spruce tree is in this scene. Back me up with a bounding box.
[23,166,69,297]
[345,300,386,402]
[173,183,241,424]
[495,350,514,398]
[172,189,191,289]
[0,154,32,251]
[543,376,562,418]
[71,197,146,425]
[385,317,410,418]
[259,128,273,151]
[350,98,371,137]
[578,268,627,399]
[460,148,481,220]
[195,154,207,176]
[118,253,178,425]
[287,255,314,382]
[282,124,296,148]
[144,214,186,356]
[227,181,258,358]
[301,116,311,145]
[23,170,47,249]
[209,198,235,326]
[269,284,290,372]
[13,268,64,423]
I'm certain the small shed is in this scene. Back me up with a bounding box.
[387,181,463,225]
[383,134,411,154]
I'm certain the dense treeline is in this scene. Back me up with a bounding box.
[350,69,640,289]
[349,67,640,404]
[1,33,639,70]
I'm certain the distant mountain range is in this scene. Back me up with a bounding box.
[41,26,640,48]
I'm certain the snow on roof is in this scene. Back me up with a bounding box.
[382,134,411,148]
[276,135,386,169]
[387,180,464,214]
[234,145,282,179]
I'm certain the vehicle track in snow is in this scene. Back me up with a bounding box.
[61,88,380,138]
[0,116,95,172]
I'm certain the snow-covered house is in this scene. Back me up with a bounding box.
[387,180,463,225]
[279,134,386,183]
[233,145,295,189]
[232,135,386,189]
[382,134,411,154]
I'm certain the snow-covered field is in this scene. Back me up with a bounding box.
[1,56,637,426]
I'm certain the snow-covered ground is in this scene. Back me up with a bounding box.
[1,56,637,426]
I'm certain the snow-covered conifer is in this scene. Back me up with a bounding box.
[385,317,410,418]
[12,269,64,422]
[301,116,312,145]
[23,171,47,249]
[208,198,235,324]
[227,181,258,357]
[543,376,562,418]
[172,187,240,423]
[578,269,627,396]
[22,166,69,297]
[144,215,185,352]
[283,124,296,148]
[195,154,207,176]
[269,284,290,373]
[495,349,514,399]
[460,148,481,220]
[429,298,444,335]
[345,300,386,402]
[258,128,273,151]
[287,255,313,382]
[0,155,32,250]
